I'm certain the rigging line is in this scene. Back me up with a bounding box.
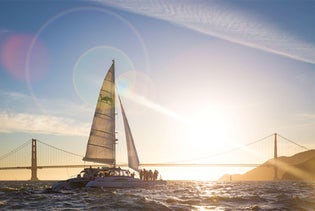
[0,139,32,161]
[163,133,275,164]
[36,139,84,158]
[277,134,309,150]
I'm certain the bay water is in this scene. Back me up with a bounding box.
[0,180,314,210]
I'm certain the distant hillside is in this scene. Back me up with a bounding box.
[219,150,315,181]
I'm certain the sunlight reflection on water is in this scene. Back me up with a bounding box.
[0,180,314,210]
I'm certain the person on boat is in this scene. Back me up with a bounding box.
[118,167,122,176]
[141,169,146,180]
[145,169,152,181]
[139,169,144,180]
[82,166,97,180]
[153,170,159,181]
[148,170,153,181]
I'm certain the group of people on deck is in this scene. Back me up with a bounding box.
[77,166,160,181]
[139,169,159,181]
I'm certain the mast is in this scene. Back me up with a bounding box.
[112,59,116,168]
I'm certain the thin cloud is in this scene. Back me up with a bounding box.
[0,90,91,136]
[92,0,315,64]
[0,110,89,136]
[296,113,315,119]
[292,113,315,129]
[121,90,185,122]
[0,89,91,119]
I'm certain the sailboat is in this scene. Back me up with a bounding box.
[52,60,166,189]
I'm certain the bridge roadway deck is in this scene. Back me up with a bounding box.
[0,163,260,170]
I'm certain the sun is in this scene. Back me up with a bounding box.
[185,107,234,158]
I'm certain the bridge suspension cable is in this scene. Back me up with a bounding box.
[277,134,309,151]
[162,133,275,164]
[0,140,31,162]
[36,139,84,158]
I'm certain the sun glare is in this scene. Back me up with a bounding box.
[159,167,251,181]
[185,108,234,156]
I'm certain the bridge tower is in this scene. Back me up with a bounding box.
[31,139,38,181]
[273,133,278,180]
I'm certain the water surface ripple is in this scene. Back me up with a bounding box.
[0,181,314,210]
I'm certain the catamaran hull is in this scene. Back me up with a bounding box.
[86,176,166,188]
[51,178,90,190]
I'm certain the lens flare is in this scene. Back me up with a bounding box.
[1,34,48,81]
[73,46,134,106]
[117,70,157,113]
[24,6,149,113]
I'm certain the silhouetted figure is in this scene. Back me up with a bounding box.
[148,170,153,181]
[139,169,143,180]
[153,170,159,181]
[144,169,149,181]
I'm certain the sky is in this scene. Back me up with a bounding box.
[0,0,315,180]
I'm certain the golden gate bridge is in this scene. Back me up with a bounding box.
[0,133,309,180]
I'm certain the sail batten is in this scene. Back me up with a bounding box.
[83,61,116,165]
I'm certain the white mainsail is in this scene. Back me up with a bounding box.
[83,61,116,165]
[119,96,140,171]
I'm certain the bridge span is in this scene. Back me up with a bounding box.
[0,163,260,171]
[0,133,309,180]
